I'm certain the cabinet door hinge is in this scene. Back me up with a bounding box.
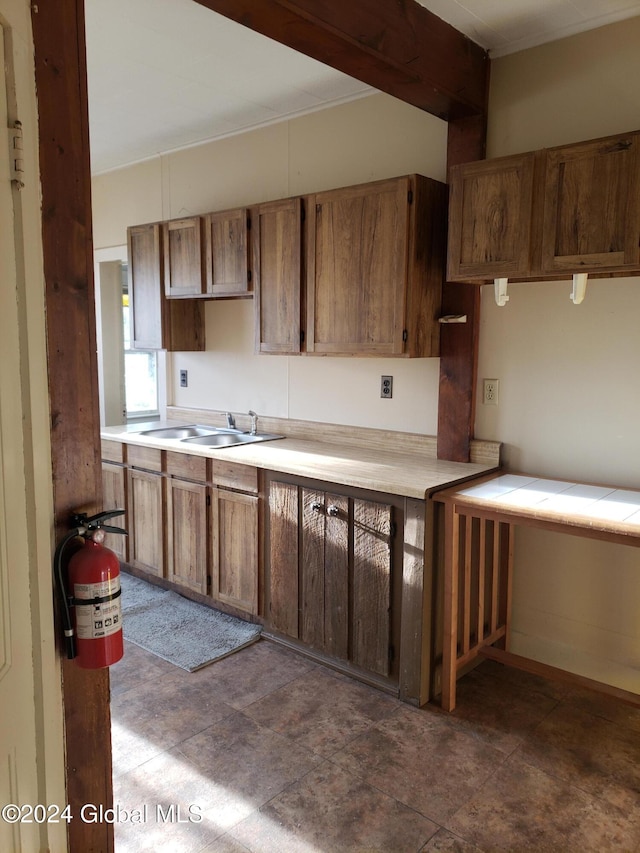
[402,329,408,342]
[7,121,25,190]
[407,189,413,204]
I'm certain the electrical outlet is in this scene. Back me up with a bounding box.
[483,378,499,406]
[380,375,393,399]
[179,369,188,388]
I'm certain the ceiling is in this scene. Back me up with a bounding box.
[85,0,640,174]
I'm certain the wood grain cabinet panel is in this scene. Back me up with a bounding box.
[211,488,258,614]
[101,461,127,563]
[541,131,640,274]
[253,197,303,354]
[447,129,640,283]
[166,477,208,595]
[267,478,393,678]
[447,153,538,282]
[163,216,206,297]
[306,175,445,357]
[268,480,300,636]
[127,222,205,351]
[205,208,251,297]
[127,467,165,578]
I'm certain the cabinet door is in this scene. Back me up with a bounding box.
[205,208,250,297]
[211,488,258,614]
[447,153,537,282]
[127,468,165,577]
[352,498,392,677]
[542,132,640,273]
[128,222,165,349]
[301,490,348,659]
[307,178,409,355]
[268,480,299,636]
[163,217,206,297]
[101,461,127,563]
[127,222,205,351]
[166,477,208,594]
[253,198,303,354]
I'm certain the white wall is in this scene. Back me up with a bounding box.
[481,17,640,688]
[92,93,447,434]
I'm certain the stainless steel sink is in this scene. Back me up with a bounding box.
[182,432,283,448]
[139,424,227,440]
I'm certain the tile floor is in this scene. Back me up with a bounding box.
[111,639,640,852]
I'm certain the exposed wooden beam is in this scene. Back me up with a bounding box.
[31,1,114,851]
[194,0,488,120]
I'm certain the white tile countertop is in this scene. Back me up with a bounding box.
[101,419,501,500]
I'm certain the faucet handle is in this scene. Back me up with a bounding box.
[225,412,236,429]
[248,410,258,435]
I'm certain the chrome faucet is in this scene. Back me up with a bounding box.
[225,412,236,429]
[248,410,258,435]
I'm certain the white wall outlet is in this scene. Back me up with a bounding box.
[483,378,499,406]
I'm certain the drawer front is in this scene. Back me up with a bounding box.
[209,459,258,493]
[101,439,125,464]
[127,444,163,472]
[166,451,207,482]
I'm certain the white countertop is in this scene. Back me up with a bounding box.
[101,420,499,500]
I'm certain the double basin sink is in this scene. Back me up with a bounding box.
[139,424,284,449]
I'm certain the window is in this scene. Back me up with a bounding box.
[122,265,159,419]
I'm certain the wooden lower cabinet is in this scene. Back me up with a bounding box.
[166,477,208,594]
[127,467,165,578]
[211,488,258,614]
[268,478,393,679]
[101,461,128,562]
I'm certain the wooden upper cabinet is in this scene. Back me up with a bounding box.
[447,153,539,282]
[253,197,303,354]
[128,222,205,351]
[205,207,251,297]
[163,216,206,297]
[447,129,640,283]
[541,131,640,274]
[306,175,445,357]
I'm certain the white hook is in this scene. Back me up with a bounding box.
[494,278,509,307]
[571,273,588,304]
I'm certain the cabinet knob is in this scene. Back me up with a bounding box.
[327,504,340,517]
[311,501,323,512]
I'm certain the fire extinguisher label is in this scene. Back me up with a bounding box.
[74,577,122,640]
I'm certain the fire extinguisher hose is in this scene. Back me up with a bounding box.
[53,526,86,660]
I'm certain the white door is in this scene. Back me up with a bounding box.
[0,19,67,853]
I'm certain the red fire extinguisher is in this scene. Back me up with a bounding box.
[54,509,127,668]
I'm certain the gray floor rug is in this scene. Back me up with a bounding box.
[120,572,261,671]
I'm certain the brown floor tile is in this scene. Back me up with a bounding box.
[436,665,559,755]
[243,665,400,757]
[230,761,439,853]
[110,639,178,696]
[111,671,235,776]
[113,747,230,852]
[563,684,640,734]
[447,751,640,852]
[421,828,483,852]
[162,639,319,710]
[175,710,323,823]
[332,704,505,824]
[519,702,640,812]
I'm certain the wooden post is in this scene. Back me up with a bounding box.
[31,1,114,850]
